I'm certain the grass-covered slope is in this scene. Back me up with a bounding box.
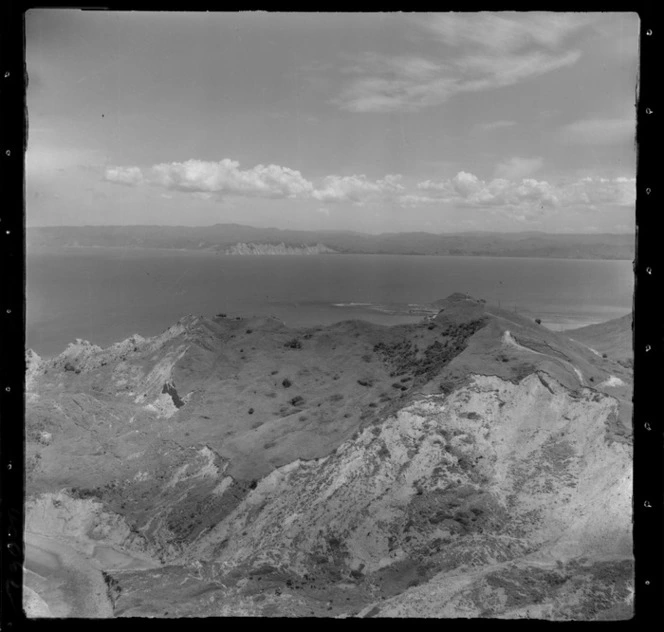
[566,314,632,368]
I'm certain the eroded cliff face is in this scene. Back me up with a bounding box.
[190,374,630,572]
[222,242,337,255]
[24,295,633,619]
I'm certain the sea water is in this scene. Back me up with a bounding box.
[27,248,634,357]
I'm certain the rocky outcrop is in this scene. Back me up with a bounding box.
[167,374,630,612]
[223,242,337,255]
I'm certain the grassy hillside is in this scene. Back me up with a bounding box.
[566,314,632,367]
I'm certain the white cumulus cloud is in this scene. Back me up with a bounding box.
[149,159,314,199]
[104,165,144,186]
[312,173,404,204]
[103,156,634,215]
[411,171,634,213]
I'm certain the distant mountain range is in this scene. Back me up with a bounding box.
[27,225,635,260]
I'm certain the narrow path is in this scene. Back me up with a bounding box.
[502,330,585,385]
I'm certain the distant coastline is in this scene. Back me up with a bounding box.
[26,243,632,263]
[27,224,635,261]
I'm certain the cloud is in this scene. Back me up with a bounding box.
[421,13,594,54]
[557,117,635,145]
[334,14,590,113]
[312,173,404,204]
[456,49,582,92]
[398,193,444,207]
[411,172,634,213]
[147,159,315,199]
[104,157,405,206]
[103,156,634,214]
[104,165,144,186]
[494,157,544,180]
[334,73,457,113]
[561,176,636,207]
[343,52,442,81]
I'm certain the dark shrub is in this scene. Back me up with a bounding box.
[69,487,100,500]
[290,395,305,407]
[282,378,292,388]
[248,408,254,414]
[535,318,542,325]
[439,380,456,395]
[284,338,302,349]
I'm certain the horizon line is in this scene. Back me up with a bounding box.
[25,224,635,237]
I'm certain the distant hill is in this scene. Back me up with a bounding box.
[566,314,633,367]
[27,224,635,260]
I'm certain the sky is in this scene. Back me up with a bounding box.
[26,11,639,234]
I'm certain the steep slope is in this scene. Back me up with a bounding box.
[24,294,633,619]
[566,314,632,368]
[26,300,489,559]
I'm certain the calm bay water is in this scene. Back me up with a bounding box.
[26,248,634,357]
